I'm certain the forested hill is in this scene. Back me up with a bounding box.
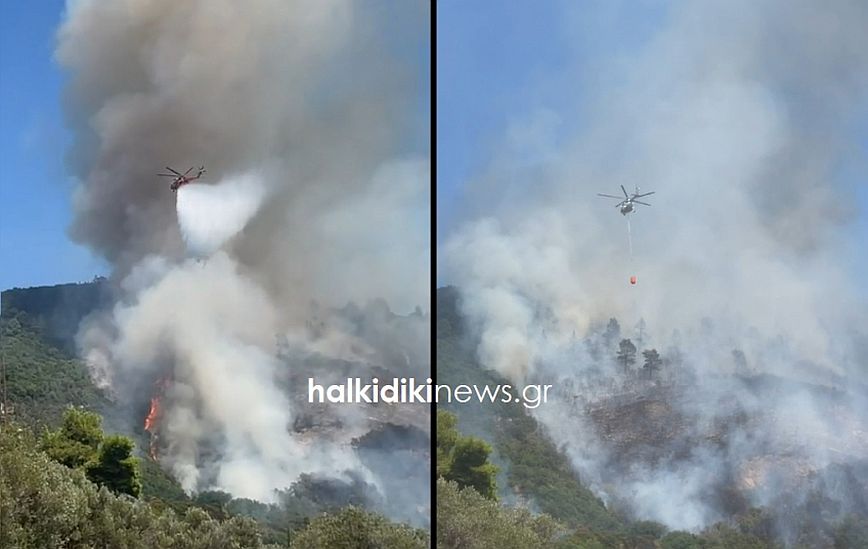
[1,279,111,352]
[1,280,115,428]
[0,312,109,427]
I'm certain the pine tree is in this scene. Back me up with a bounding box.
[437,410,498,500]
[616,339,637,374]
[42,407,103,468]
[642,349,662,379]
[86,434,142,498]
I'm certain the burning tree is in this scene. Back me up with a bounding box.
[143,377,169,460]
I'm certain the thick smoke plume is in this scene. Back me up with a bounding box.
[442,0,868,537]
[59,0,429,515]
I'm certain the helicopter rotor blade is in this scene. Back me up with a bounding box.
[634,191,656,198]
[597,193,622,199]
[166,167,182,176]
[621,185,629,198]
[183,167,194,176]
[634,200,652,206]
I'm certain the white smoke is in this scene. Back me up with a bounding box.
[175,173,266,257]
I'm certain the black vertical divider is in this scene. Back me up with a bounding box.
[429,0,438,545]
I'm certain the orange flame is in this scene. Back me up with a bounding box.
[144,396,160,432]
[143,377,169,460]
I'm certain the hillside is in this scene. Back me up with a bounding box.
[0,311,111,428]
[436,286,624,533]
[435,286,868,548]
[0,281,430,547]
[1,279,111,352]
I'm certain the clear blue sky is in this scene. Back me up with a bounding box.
[0,1,107,291]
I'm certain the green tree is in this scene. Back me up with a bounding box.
[289,506,427,549]
[41,406,103,468]
[617,339,637,374]
[642,349,662,379]
[436,409,459,477]
[40,407,143,498]
[446,437,498,500]
[87,434,142,498]
[437,410,498,500]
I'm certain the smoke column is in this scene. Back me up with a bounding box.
[60,0,430,510]
[442,0,868,534]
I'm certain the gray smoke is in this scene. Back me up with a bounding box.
[442,0,868,537]
[59,0,429,515]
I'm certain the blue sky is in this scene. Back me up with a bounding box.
[436,0,567,244]
[0,1,107,291]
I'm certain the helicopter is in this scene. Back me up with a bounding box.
[158,166,206,192]
[597,185,654,215]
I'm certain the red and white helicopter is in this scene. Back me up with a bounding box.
[158,166,206,192]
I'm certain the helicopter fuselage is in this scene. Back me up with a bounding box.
[598,185,653,215]
[159,166,206,193]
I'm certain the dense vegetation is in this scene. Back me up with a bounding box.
[0,413,431,548]
[1,312,109,426]
[0,279,110,352]
[437,478,561,548]
[289,507,427,549]
[0,421,275,548]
